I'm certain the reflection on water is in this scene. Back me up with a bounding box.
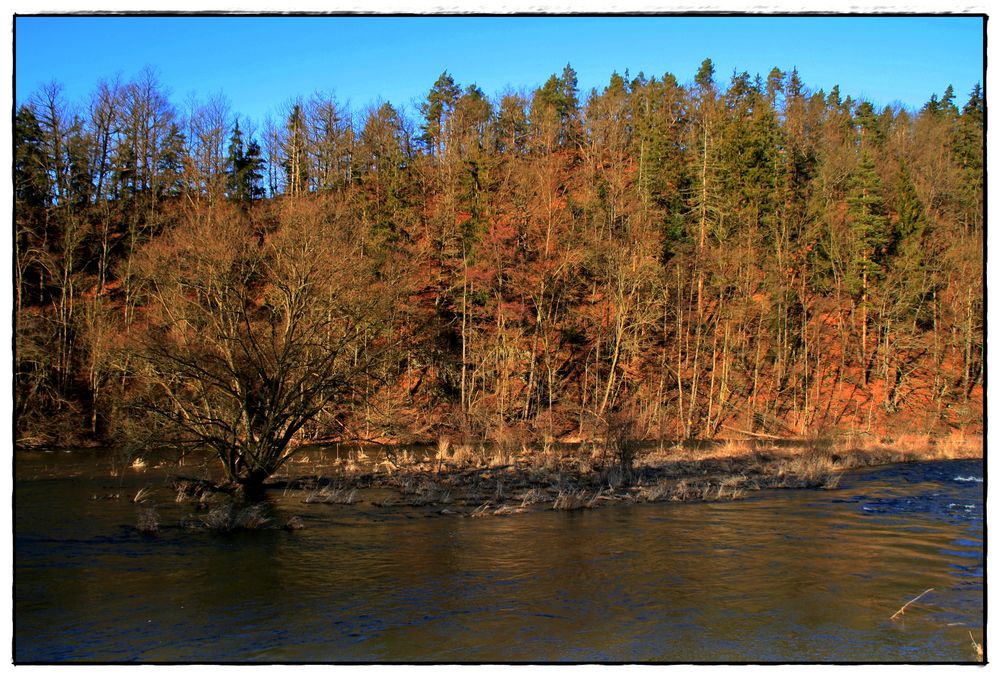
[14,452,983,662]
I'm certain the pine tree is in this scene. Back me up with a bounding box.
[14,105,50,209]
[695,58,715,91]
[226,118,246,201]
[420,71,460,158]
[847,152,890,294]
[530,64,581,149]
[847,151,889,378]
[226,119,265,204]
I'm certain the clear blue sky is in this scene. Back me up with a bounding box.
[15,15,985,128]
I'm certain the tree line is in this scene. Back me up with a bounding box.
[15,60,983,458]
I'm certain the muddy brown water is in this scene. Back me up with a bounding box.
[14,449,983,662]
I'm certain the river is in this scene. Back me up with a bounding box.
[14,449,984,663]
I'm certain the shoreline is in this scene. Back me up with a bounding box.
[18,433,982,522]
[250,434,983,518]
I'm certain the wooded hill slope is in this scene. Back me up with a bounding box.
[14,61,983,448]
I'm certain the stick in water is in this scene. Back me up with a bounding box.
[890,588,934,620]
[969,631,984,661]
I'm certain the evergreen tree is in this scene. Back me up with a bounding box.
[226,118,246,200]
[940,84,959,116]
[15,105,50,209]
[890,165,926,246]
[495,92,528,155]
[420,71,460,158]
[853,101,882,149]
[530,64,581,149]
[226,119,265,204]
[846,152,890,298]
[694,58,715,91]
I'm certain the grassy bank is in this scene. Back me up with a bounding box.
[237,431,982,519]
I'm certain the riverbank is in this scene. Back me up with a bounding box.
[178,431,983,519]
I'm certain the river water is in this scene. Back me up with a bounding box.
[14,450,984,663]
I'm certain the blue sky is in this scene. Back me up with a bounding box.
[15,15,985,128]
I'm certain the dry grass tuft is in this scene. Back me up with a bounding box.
[776,449,841,487]
[552,490,593,510]
[173,478,216,504]
[435,437,451,469]
[539,442,562,471]
[831,430,870,453]
[519,487,550,506]
[201,502,271,531]
[640,480,673,502]
[132,486,155,504]
[821,473,843,490]
[717,438,753,457]
[303,486,358,505]
[671,479,693,501]
[718,475,748,500]
[451,443,475,467]
[887,432,934,454]
[933,431,981,459]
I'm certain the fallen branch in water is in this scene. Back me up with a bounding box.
[890,588,934,620]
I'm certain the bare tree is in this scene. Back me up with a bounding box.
[126,199,394,491]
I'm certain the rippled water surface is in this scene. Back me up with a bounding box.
[15,452,983,662]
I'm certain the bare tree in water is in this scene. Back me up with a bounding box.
[126,199,394,492]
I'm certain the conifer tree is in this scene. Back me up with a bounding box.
[420,71,460,158]
[227,118,265,204]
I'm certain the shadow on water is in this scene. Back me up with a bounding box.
[14,451,983,663]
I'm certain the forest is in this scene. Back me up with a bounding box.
[14,59,984,463]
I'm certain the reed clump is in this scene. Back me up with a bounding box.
[552,491,588,510]
[639,479,672,502]
[932,431,981,460]
[519,487,550,506]
[199,502,271,532]
[173,477,219,504]
[302,486,358,505]
[717,438,753,457]
[450,443,476,467]
[774,449,842,488]
[718,474,748,499]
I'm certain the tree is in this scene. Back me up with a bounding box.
[126,200,395,492]
[846,151,890,379]
[307,92,353,191]
[530,64,580,150]
[494,91,529,155]
[185,91,230,198]
[283,102,309,197]
[420,71,460,158]
[226,118,265,204]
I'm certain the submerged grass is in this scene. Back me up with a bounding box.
[302,486,358,505]
[135,507,159,534]
[153,430,980,525]
[198,502,271,532]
